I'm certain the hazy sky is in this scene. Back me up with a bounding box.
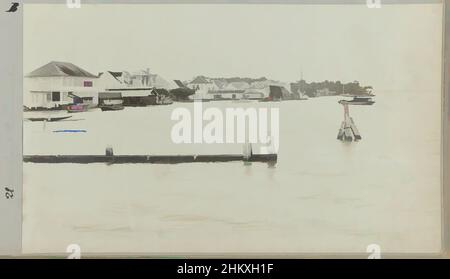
[24,4,442,92]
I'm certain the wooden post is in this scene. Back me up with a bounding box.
[337,121,345,140]
[349,117,362,140]
[343,103,349,122]
[23,153,278,164]
[337,103,361,142]
[105,146,114,156]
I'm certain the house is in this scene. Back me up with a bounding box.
[126,69,177,89]
[98,69,177,90]
[188,76,217,91]
[97,71,125,88]
[97,69,176,106]
[24,61,98,109]
[188,76,219,100]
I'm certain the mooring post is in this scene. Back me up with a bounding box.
[343,104,353,142]
[105,146,114,156]
[343,103,349,123]
[243,143,253,161]
[337,121,345,140]
[349,117,362,140]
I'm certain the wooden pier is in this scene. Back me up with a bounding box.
[23,153,277,165]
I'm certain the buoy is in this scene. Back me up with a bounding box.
[243,143,253,161]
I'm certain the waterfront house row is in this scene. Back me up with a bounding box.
[24,61,178,110]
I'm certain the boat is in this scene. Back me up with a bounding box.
[298,91,308,100]
[100,104,124,111]
[99,98,124,111]
[26,115,73,122]
[338,95,375,105]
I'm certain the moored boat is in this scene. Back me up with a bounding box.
[100,104,124,111]
[26,115,72,122]
[99,97,124,111]
[338,95,375,105]
[67,103,90,113]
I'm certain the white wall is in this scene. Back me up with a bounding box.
[24,76,99,108]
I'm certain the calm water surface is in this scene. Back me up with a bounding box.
[23,92,442,254]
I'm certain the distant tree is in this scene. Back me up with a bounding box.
[294,79,372,97]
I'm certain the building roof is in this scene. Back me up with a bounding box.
[152,75,178,89]
[190,76,211,84]
[109,71,123,78]
[107,71,123,83]
[174,80,186,88]
[26,61,97,78]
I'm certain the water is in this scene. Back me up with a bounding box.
[22,92,442,255]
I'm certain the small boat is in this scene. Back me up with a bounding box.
[338,95,375,105]
[99,99,124,111]
[26,115,73,122]
[100,104,124,111]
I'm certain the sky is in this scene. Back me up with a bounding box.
[24,4,442,92]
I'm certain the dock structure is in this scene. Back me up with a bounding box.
[23,146,277,165]
[23,154,277,164]
[337,103,361,142]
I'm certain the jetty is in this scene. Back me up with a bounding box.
[23,146,277,165]
[23,154,277,164]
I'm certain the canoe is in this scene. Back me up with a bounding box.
[100,105,124,111]
[26,116,72,122]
